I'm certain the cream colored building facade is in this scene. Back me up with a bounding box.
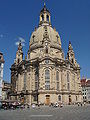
[11,4,82,105]
[0,52,4,100]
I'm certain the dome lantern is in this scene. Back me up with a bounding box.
[39,3,51,26]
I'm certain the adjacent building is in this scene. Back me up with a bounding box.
[11,4,82,105]
[81,78,90,103]
[0,52,4,100]
[2,81,11,100]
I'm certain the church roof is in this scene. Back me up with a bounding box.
[29,25,61,50]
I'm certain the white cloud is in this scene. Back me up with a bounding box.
[15,41,19,46]
[18,37,25,43]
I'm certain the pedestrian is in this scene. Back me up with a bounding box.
[81,103,82,106]
[84,102,86,106]
[78,103,80,106]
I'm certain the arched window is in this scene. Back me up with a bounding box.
[45,59,49,64]
[35,67,39,90]
[67,72,69,82]
[56,71,59,90]
[67,72,70,90]
[47,15,49,22]
[56,71,59,81]
[45,69,50,90]
[72,59,74,64]
[58,95,61,101]
[24,72,26,90]
[18,59,20,64]
[41,14,44,21]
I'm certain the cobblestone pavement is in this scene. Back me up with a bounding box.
[0,105,90,120]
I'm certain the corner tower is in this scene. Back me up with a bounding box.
[15,41,23,64]
[67,41,75,64]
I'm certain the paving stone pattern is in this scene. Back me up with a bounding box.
[0,105,90,120]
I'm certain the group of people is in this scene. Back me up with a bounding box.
[0,101,87,110]
[77,102,86,106]
[0,101,22,110]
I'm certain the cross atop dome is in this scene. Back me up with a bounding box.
[39,3,51,26]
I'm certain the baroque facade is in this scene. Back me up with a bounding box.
[11,4,82,105]
[0,52,4,100]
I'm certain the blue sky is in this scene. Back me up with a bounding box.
[0,0,90,82]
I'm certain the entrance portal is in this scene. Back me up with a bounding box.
[69,95,72,104]
[45,95,50,105]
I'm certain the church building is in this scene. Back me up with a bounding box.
[10,4,82,105]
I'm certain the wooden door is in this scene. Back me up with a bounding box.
[45,95,50,105]
[69,95,72,104]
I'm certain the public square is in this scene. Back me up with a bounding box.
[0,105,90,120]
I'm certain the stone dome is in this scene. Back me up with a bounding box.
[29,4,62,53]
[29,25,61,50]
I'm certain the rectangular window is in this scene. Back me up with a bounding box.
[45,69,50,90]
[35,82,38,90]
[45,81,50,90]
[33,95,38,101]
[56,71,59,81]
[57,82,59,90]
[24,73,26,90]
[45,84,50,90]
[56,71,59,90]
[35,74,38,81]
[67,73,69,82]
[35,67,39,90]
[67,72,70,90]
[45,75,50,80]
[67,83,70,90]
